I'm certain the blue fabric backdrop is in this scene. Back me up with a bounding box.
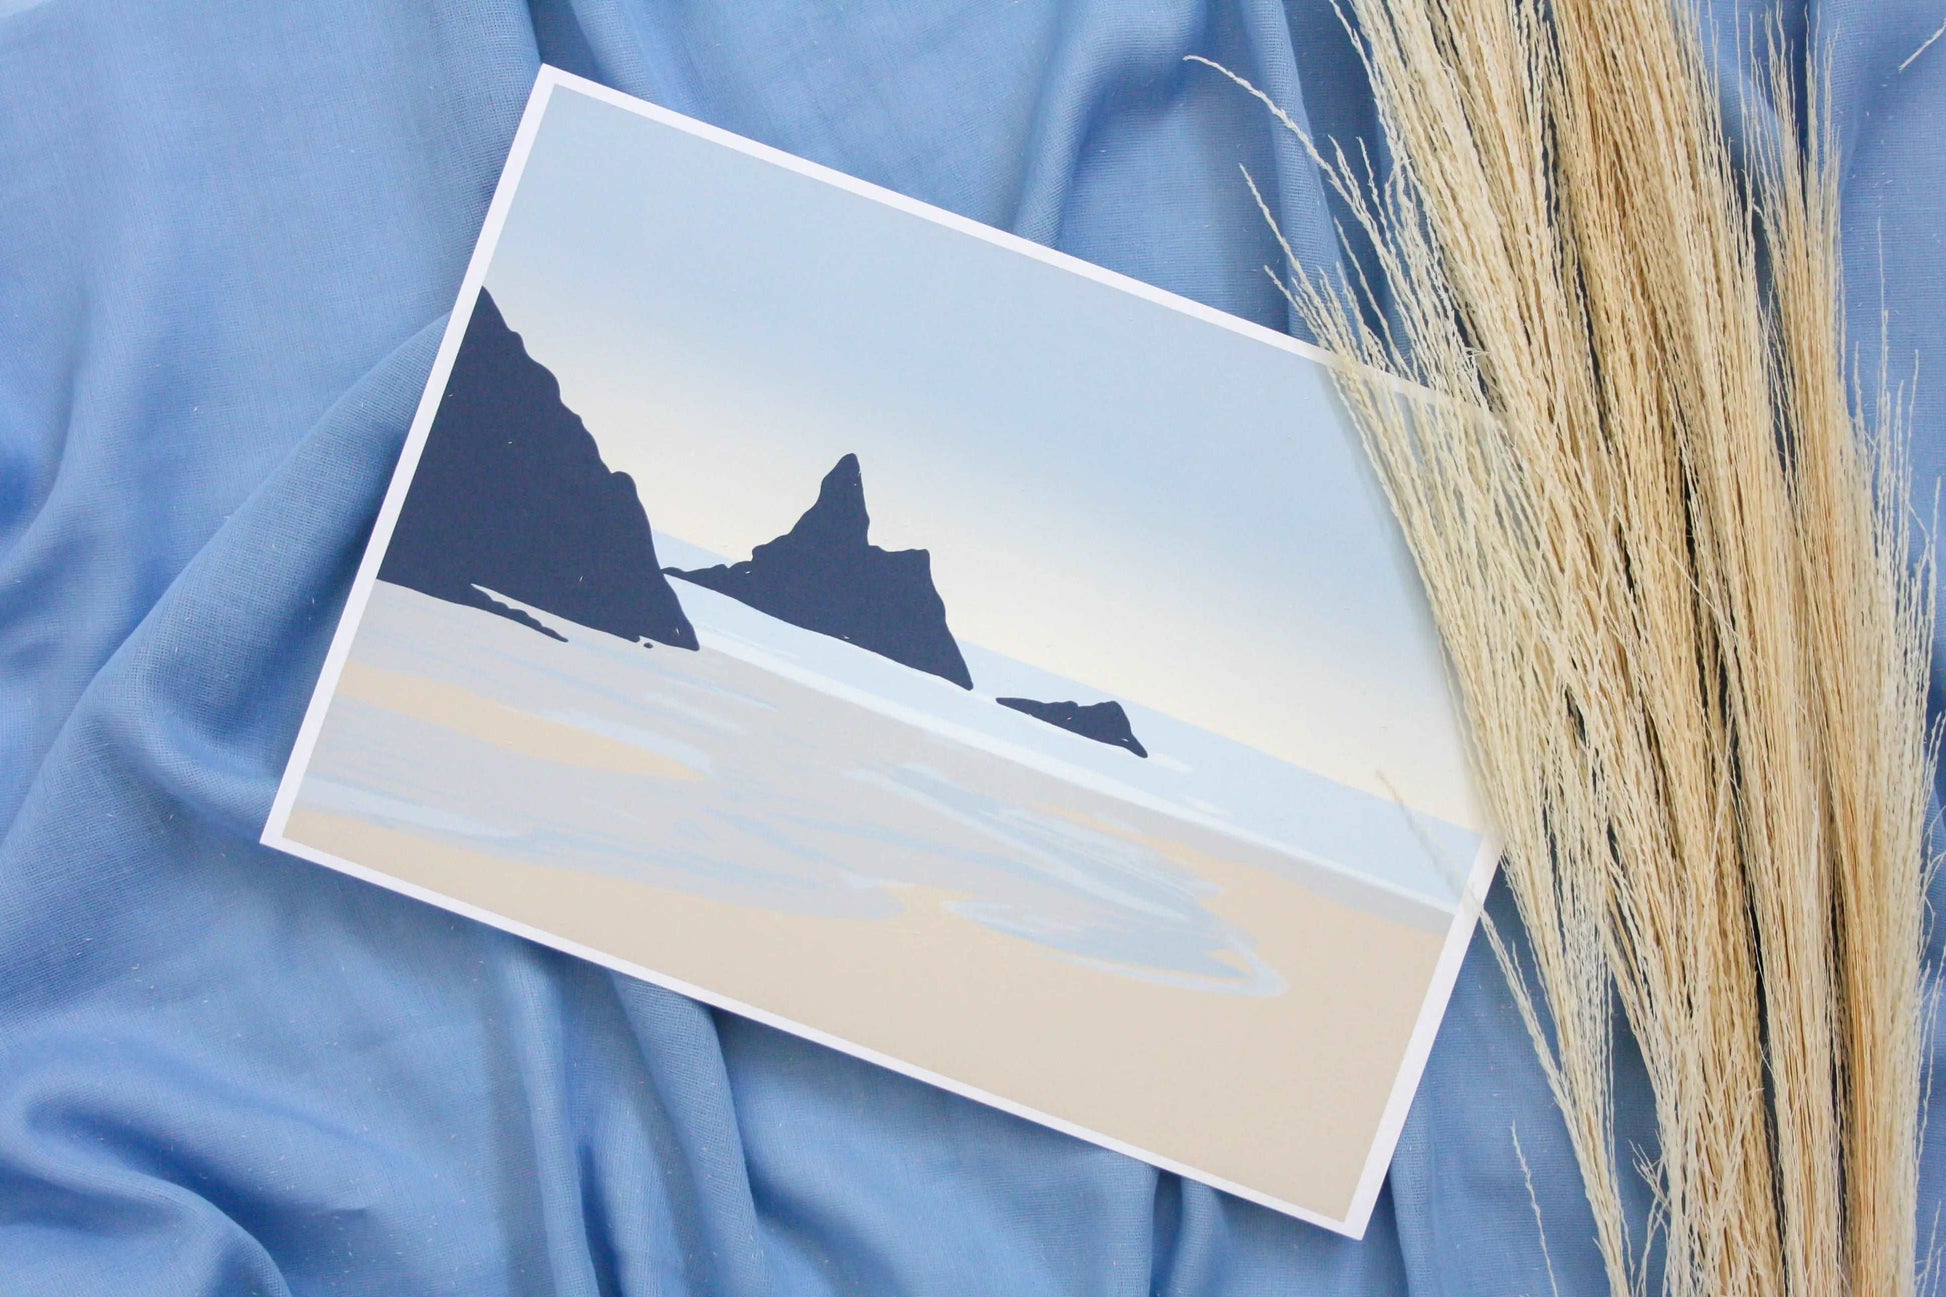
[2,2,1942,1292]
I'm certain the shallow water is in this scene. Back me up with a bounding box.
[298,581,1457,998]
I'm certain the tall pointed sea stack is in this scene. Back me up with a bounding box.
[670,454,973,687]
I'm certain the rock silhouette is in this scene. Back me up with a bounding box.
[670,454,974,688]
[384,319,1157,761]
[379,289,697,651]
[997,697,1149,758]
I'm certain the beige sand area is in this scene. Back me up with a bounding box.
[287,801,1443,1221]
[282,584,1453,1221]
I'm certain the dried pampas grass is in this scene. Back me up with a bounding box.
[1196,2,1934,1293]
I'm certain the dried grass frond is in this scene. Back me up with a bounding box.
[1198,2,1935,1292]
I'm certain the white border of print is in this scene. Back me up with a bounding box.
[263,66,1502,1241]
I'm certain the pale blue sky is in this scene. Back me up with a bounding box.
[482,84,1478,831]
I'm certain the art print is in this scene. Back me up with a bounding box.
[266,68,1496,1236]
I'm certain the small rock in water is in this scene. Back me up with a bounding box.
[996,697,1148,758]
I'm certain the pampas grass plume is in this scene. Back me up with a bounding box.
[1195,2,1935,1293]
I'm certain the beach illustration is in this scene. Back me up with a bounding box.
[269,76,1489,1232]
